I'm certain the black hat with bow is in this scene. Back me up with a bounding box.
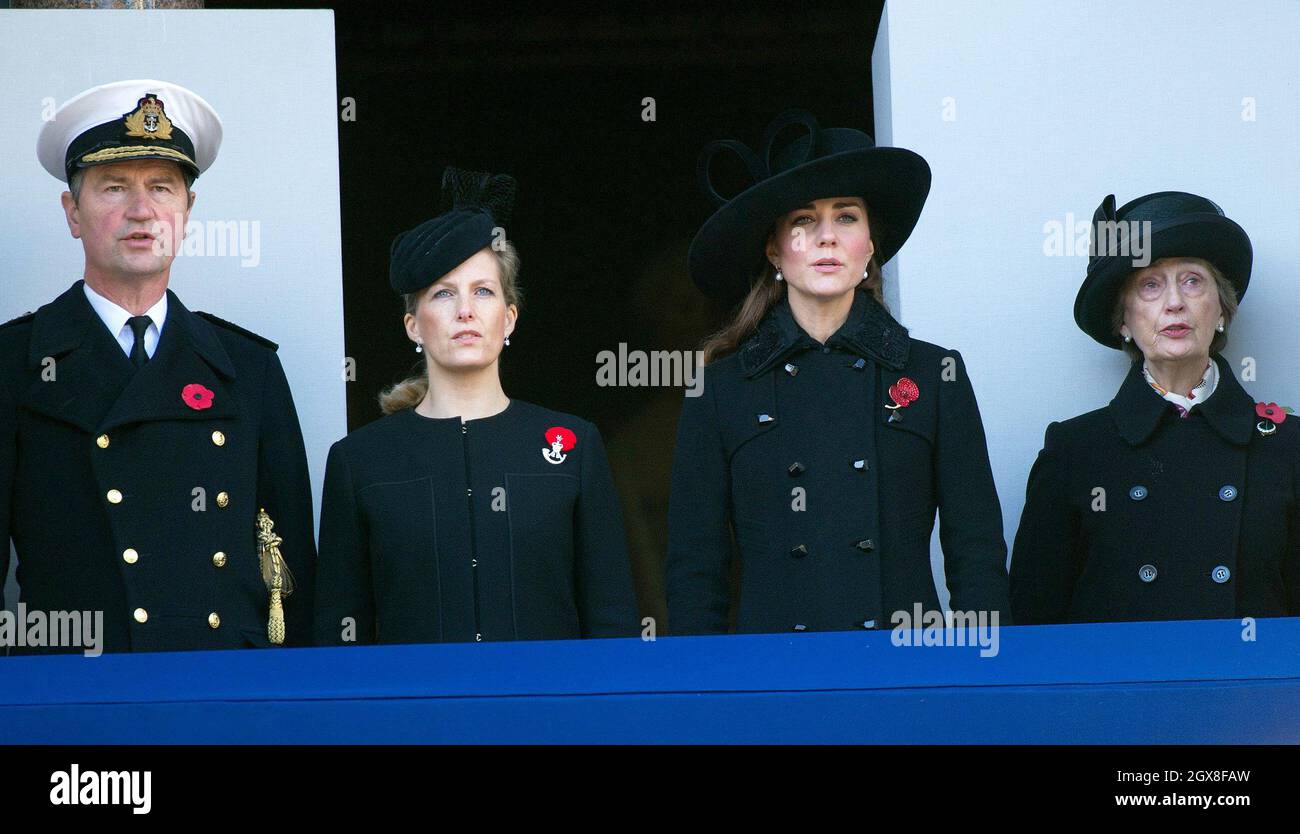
[688,109,931,303]
[389,166,518,294]
[1074,191,1252,349]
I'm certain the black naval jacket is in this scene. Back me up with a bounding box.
[1011,354,1300,624]
[666,289,1010,635]
[0,280,316,653]
[314,400,639,645]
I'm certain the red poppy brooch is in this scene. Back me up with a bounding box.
[1255,401,1291,436]
[886,377,919,422]
[542,425,577,464]
[182,383,215,411]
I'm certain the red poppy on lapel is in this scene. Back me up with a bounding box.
[182,383,215,411]
[1256,402,1288,425]
[888,377,919,408]
[546,426,577,451]
[885,377,918,423]
[542,425,577,465]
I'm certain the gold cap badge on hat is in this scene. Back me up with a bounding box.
[122,94,174,140]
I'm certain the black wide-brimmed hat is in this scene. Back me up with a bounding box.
[1074,191,1252,349]
[389,166,518,294]
[688,109,931,303]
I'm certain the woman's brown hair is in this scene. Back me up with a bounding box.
[378,241,522,414]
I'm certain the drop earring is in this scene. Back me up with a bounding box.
[1217,321,1225,333]
[505,336,511,346]
[774,267,784,282]
[415,342,423,353]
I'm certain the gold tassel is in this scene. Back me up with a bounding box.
[256,508,295,646]
[268,588,285,646]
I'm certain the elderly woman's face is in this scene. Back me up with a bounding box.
[1120,257,1223,365]
[767,196,873,301]
[404,247,516,373]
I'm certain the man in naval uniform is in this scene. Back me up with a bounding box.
[0,80,315,653]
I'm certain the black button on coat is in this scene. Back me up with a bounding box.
[666,289,1010,634]
[314,400,639,644]
[0,280,317,653]
[1011,354,1300,623]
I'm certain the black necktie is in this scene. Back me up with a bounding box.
[127,315,152,368]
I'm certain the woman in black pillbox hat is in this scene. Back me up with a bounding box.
[314,167,638,645]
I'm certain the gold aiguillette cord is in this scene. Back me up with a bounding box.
[256,508,296,645]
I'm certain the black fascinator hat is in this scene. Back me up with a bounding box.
[389,166,518,294]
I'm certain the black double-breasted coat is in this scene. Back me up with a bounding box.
[665,289,1010,634]
[0,280,316,653]
[313,400,639,645]
[1011,354,1300,623]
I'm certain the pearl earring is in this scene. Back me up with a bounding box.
[773,265,783,282]
[1217,321,1225,333]
[505,337,511,346]
[415,342,423,353]
[1123,334,1132,343]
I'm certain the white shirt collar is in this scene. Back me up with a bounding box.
[82,281,169,360]
[1143,358,1218,417]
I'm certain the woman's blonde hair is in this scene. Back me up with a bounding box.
[1111,256,1238,361]
[700,208,885,365]
[378,241,522,414]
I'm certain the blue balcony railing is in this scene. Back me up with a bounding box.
[2,618,1297,743]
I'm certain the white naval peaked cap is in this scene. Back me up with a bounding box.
[37,79,223,183]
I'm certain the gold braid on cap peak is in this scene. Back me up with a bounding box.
[79,145,196,167]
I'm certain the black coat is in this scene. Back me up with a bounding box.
[1011,354,1300,624]
[0,280,316,653]
[665,289,1009,635]
[313,400,639,644]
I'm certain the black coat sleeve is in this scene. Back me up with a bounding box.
[665,378,733,635]
[935,350,1011,620]
[313,440,376,645]
[573,423,639,637]
[256,351,317,647]
[1009,421,1080,624]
